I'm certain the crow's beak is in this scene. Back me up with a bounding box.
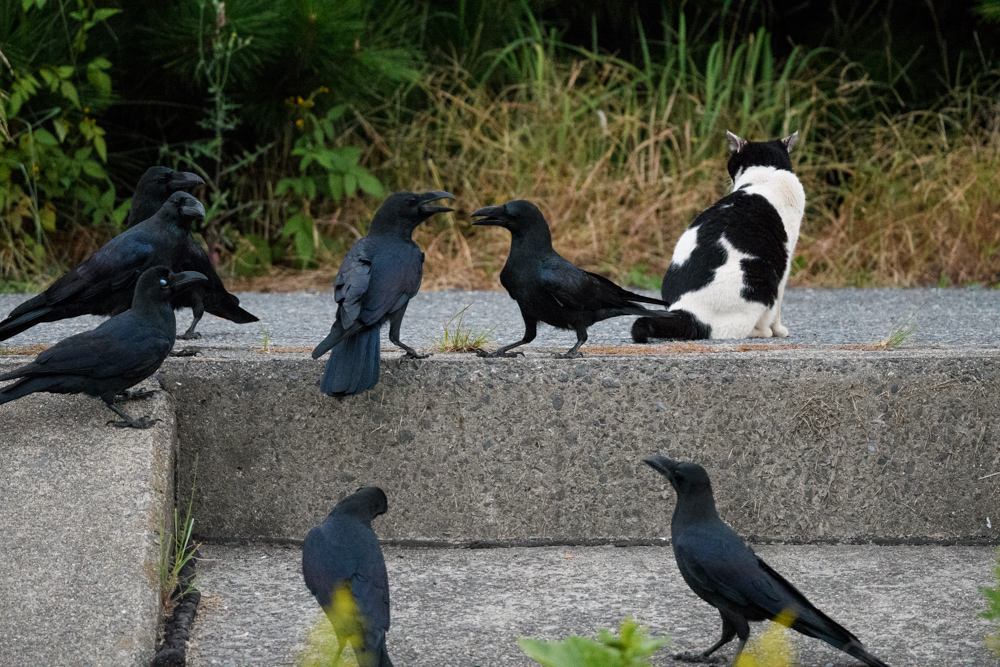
[643,455,680,480]
[418,190,455,215]
[168,271,209,293]
[180,199,206,219]
[470,205,506,227]
[168,171,205,192]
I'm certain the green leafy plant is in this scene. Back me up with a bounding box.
[433,304,496,352]
[0,0,125,282]
[982,547,1000,656]
[158,465,200,614]
[277,93,383,268]
[299,584,372,667]
[519,618,668,667]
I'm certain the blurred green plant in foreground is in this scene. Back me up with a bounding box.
[299,584,372,667]
[982,546,1000,656]
[732,609,797,667]
[519,617,668,667]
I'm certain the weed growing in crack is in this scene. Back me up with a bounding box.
[433,304,495,353]
[982,547,1000,657]
[158,465,200,618]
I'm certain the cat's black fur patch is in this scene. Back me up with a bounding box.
[727,139,793,181]
[660,190,787,307]
[631,309,711,342]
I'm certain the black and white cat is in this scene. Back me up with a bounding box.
[632,131,805,342]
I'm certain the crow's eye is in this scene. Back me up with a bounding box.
[159,279,168,286]
[158,176,168,184]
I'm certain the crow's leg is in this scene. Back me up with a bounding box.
[555,326,588,359]
[177,294,204,340]
[117,388,157,401]
[388,304,430,359]
[478,317,537,358]
[102,396,160,429]
[673,614,736,663]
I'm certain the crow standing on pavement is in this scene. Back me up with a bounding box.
[302,487,393,667]
[126,166,258,340]
[0,192,206,342]
[643,456,890,667]
[0,266,207,428]
[471,200,670,358]
[312,191,454,396]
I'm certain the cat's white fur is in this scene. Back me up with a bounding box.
[667,165,805,339]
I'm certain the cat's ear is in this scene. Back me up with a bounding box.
[726,130,747,154]
[781,131,799,153]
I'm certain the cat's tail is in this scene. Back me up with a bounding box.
[631,310,711,342]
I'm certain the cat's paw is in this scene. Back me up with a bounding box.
[772,323,789,337]
[748,325,773,338]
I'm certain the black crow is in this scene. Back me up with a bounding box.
[302,487,393,667]
[124,166,205,228]
[471,200,669,358]
[644,456,890,667]
[0,192,205,342]
[126,166,257,340]
[312,191,454,396]
[0,266,207,428]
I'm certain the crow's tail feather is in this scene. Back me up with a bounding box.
[623,291,670,307]
[0,302,55,342]
[319,326,381,396]
[792,611,890,667]
[204,292,258,324]
[0,376,48,406]
[631,309,711,342]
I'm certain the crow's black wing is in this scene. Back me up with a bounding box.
[538,256,666,311]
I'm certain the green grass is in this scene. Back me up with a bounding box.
[158,467,199,616]
[983,547,1000,657]
[433,304,496,352]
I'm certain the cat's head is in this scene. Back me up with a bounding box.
[725,131,798,183]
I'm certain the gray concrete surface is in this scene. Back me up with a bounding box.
[163,350,1000,544]
[0,383,175,667]
[1,287,999,352]
[188,542,999,667]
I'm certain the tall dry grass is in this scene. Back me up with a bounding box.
[341,25,1000,291]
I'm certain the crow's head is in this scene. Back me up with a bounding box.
[644,456,713,498]
[130,167,205,225]
[158,191,206,230]
[134,266,209,306]
[470,199,549,239]
[332,486,389,523]
[370,191,455,235]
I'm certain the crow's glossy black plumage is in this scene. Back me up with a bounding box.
[302,487,393,667]
[125,166,257,340]
[311,191,454,396]
[0,266,207,428]
[0,192,205,342]
[471,200,670,358]
[644,456,890,667]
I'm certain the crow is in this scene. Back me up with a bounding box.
[124,166,205,228]
[126,166,257,340]
[312,191,454,396]
[471,200,670,358]
[0,192,206,342]
[0,266,207,428]
[302,487,393,667]
[644,456,890,667]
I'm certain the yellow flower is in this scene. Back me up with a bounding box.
[297,96,304,104]
[84,107,90,113]
[296,119,303,127]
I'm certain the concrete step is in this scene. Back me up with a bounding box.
[0,383,175,667]
[188,542,999,667]
[164,349,1000,544]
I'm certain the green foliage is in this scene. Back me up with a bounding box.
[0,0,123,281]
[276,97,383,267]
[621,265,662,291]
[159,465,199,611]
[433,304,496,352]
[519,618,668,667]
[981,547,1000,656]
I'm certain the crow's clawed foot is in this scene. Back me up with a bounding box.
[170,347,202,357]
[672,652,725,664]
[555,351,584,359]
[404,351,432,360]
[107,416,161,430]
[177,331,202,341]
[118,389,157,401]
[476,349,524,359]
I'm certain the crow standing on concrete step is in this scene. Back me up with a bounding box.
[125,166,258,340]
[0,192,206,342]
[302,487,393,667]
[0,266,207,428]
[643,455,890,667]
[471,200,670,358]
[312,191,454,396]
